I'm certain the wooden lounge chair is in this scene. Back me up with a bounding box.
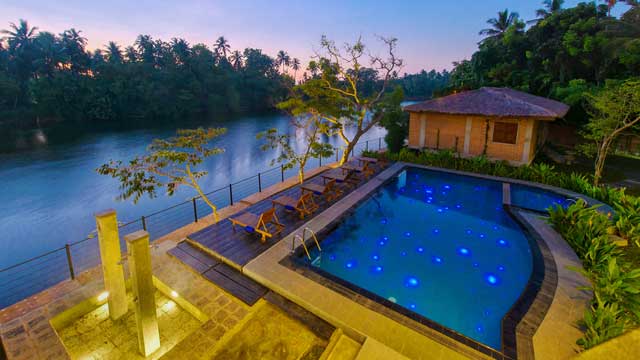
[301,179,343,202]
[272,192,318,219]
[342,161,374,179]
[228,208,284,243]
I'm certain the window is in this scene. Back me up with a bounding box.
[492,122,518,144]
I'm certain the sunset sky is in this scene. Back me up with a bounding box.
[1,0,630,74]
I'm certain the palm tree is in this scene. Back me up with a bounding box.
[479,9,523,41]
[229,50,243,70]
[105,41,123,64]
[135,35,154,64]
[1,19,38,51]
[34,31,64,78]
[1,19,38,106]
[60,28,89,72]
[276,50,290,74]
[170,38,191,65]
[215,36,230,59]
[291,57,300,80]
[530,0,564,23]
[124,46,138,63]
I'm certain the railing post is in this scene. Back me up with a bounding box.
[65,244,75,280]
[379,137,382,150]
[258,172,262,192]
[141,216,147,231]
[192,197,198,222]
[336,150,339,163]
[229,184,234,205]
[319,154,322,167]
[281,164,285,182]
[366,140,369,152]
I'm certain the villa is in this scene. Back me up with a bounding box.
[404,88,570,165]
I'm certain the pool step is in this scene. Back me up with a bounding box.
[320,329,362,360]
[354,338,409,360]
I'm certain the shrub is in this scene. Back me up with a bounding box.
[577,302,629,349]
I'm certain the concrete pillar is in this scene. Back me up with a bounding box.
[419,114,427,148]
[521,119,534,164]
[125,230,160,357]
[463,117,473,156]
[95,209,127,320]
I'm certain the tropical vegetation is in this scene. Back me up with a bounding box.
[97,127,227,223]
[0,20,294,128]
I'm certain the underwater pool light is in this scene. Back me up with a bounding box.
[345,261,356,269]
[457,247,471,256]
[498,265,505,271]
[404,231,412,237]
[372,254,380,261]
[465,229,473,235]
[373,266,383,273]
[405,277,419,287]
[497,239,508,246]
[432,256,443,264]
[416,247,424,253]
[409,303,417,309]
[380,218,388,225]
[485,273,499,285]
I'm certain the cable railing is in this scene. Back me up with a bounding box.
[0,136,385,309]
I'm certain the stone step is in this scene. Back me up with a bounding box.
[168,240,268,305]
[355,337,409,360]
[322,331,361,360]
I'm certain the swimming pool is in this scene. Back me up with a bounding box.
[304,167,542,349]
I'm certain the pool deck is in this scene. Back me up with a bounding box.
[0,159,595,360]
[186,168,373,269]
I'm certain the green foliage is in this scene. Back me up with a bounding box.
[579,79,640,185]
[450,3,640,123]
[97,127,226,220]
[257,117,333,183]
[379,87,408,153]
[278,35,402,164]
[0,20,292,127]
[577,302,629,349]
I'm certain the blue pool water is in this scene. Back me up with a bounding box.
[307,168,536,349]
[510,184,571,212]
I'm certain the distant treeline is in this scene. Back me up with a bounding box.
[448,1,640,123]
[394,69,451,100]
[0,21,294,127]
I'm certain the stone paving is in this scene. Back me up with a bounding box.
[0,164,334,360]
[56,292,201,359]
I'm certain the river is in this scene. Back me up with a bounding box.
[0,112,389,269]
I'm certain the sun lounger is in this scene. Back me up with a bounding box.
[272,192,318,219]
[228,207,284,243]
[300,179,343,202]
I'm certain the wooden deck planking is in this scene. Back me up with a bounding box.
[187,164,387,269]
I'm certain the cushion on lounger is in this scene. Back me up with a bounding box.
[244,226,255,233]
[314,191,321,195]
[285,205,295,211]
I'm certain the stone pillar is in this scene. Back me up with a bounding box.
[125,230,160,357]
[95,209,127,320]
[419,114,427,148]
[463,117,473,156]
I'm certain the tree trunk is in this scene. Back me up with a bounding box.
[593,138,612,186]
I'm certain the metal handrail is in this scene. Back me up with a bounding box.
[0,136,383,273]
[292,235,311,260]
[303,227,321,252]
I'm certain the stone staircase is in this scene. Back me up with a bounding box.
[319,329,409,360]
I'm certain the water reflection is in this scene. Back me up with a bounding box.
[0,113,386,267]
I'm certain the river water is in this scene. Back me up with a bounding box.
[0,113,387,269]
